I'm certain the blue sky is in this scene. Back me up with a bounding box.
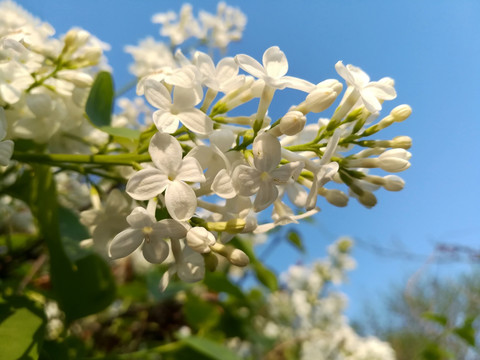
[16,0,480,320]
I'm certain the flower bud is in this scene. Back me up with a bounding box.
[391,104,412,122]
[210,243,250,266]
[206,218,246,233]
[186,227,216,253]
[358,191,377,208]
[325,189,349,207]
[391,136,412,149]
[383,175,405,191]
[303,81,340,113]
[63,28,90,52]
[279,110,306,136]
[378,149,411,172]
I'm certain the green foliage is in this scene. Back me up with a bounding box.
[287,230,305,253]
[86,71,114,128]
[0,295,46,360]
[31,165,115,323]
[182,336,243,360]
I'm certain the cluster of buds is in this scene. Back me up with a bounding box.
[107,41,412,287]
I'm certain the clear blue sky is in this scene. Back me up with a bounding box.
[16,0,480,320]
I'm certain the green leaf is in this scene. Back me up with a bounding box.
[182,336,242,360]
[32,165,115,323]
[422,312,448,327]
[287,230,305,253]
[203,272,245,299]
[453,317,476,347]
[86,71,114,128]
[0,296,46,360]
[184,295,220,331]
[421,342,453,360]
[58,206,90,242]
[99,126,140,140]
[252,262,278,291]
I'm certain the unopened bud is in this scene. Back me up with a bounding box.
[279,110,306,136]
[210,243,250,266]
[325,189,349,207]
[378,149,411,172]
[359,191,377,208]
[391,136,412,149]
[186,227,216,253]
[303,84,339,113]
[391,104,412,122]
[206,218,246,233]
[383,175,405,191]
[64,28,90,52]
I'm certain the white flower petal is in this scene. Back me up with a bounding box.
[149,132,183,173]
[144,79,172,109]
[253,133,281,173]
[177,250,205,282]
[177,157,205,183]
[177,109,213,135]
[271,161,304,184]
[211,169,236,199]
[0,140,14,166]
[165,180,197,221]
[153,110,180,133]
[216,57,239,82]
[253,181,278,212]
[173,86,201,108]
[235,54,266,79]
[109,228,144,259]
[263,46,288,79]
[142,237,169,264]
[232,165,261,196]
[126,168,169,201]
[126,207,155,228]
[154,219,188,239]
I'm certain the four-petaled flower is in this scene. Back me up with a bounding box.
[126,132,205,221]
[109,207,187,264]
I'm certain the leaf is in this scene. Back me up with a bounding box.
[32,165,115,323]
[421,342,453,360]
[287,230,305,253]
[99,126,140,140]
[203,272,245,299]
[0,296,46,360]
[184,295,220,331]
[252,262,278,291]
[453,317,476,347]
[422,312,448,327]
[230,237,278,291]
[58,206,90,242]
[182,336,242,360]
[86,71,114,128]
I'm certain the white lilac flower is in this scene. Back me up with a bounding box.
[0,108,13,166]
[109,207,187,264]
[194,51,245,93]
[126,132,205,221]
[124,36,176,77]
[335,61,396,113]
[235,46,311,91]
[0,61,32,104]
[143,79,213,135]
[232,132,304,212]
